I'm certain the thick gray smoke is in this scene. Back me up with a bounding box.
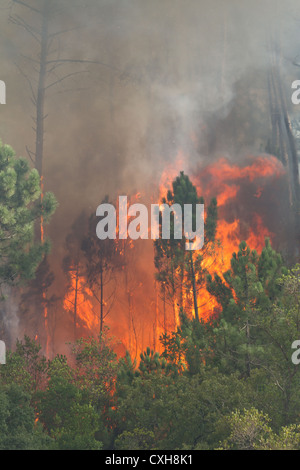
[1,1,299,209]
[0,0,299,352]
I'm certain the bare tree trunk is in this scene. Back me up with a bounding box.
[154,280,159,350]
[35,1,49,176]
[100,265,104,335]
[163,283,167,334]
[73,264,79,341]
[124,249,132,353]
[190,252,199,322]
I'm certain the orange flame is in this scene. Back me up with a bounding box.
[60,153,285,358]
[157,154,283,323]
[63,275,99,333]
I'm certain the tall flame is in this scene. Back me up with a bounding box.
[157,154,285,323]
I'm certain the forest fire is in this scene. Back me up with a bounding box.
[63,276,98,336]
[152,154,286,325]
[192,154,285,262]
[60,153,288,359]
[3,0,300,452]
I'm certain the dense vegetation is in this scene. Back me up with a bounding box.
[0,249,299,450]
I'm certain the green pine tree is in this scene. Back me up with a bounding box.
[206,238,286,377]
[154,171,217,324]
[0,141,57,287]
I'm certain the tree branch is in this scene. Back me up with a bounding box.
[12,0,41,14]
[45,71,88,91]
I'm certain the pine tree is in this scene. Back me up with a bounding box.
[81,200,124,334]
[154,171,217,324]
[206,238,285,377]
[0,141,57,287]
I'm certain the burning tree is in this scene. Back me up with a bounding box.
[154,171,217,326]
[81,201,124,335]
[62,212,89,341]
[119,237,140,360]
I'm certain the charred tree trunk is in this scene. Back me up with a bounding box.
[190,252,199,322]
[73,264,79,341]
[100,264,104,335]
[163,283,167,334]
[35,0,49,178]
